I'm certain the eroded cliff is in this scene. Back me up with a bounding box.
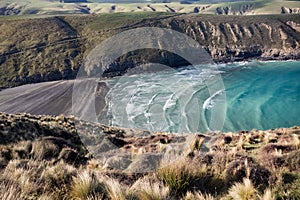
[0,13,299,88]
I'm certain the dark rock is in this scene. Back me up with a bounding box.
[108,136,127,148]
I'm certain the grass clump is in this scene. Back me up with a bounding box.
[274,173,300,200]
[0,183,26,200]
[259,189,275,200]
[182,191,215,200]
[157,158,205,197]
[30,140,59,160]
[104,177,136,200]
[41,161,76,197]
[227,178,258,200]
[131,176,170,200]
[70,171,106,200]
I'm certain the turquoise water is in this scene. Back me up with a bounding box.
[103,61,300,133]
[222,61,300,132]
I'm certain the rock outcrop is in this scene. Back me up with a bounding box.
[0,3,23,15]
[281,7,300,14]
[216,4,254,15]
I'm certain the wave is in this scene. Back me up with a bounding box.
[203,89,224,110]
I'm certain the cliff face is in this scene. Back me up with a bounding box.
[216,4,255,15]
[166,15,300,62]
[281,7,300,14]
[0,13,299,88]
[0,3,23,15]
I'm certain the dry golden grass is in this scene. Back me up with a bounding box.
[157,157,207,196]
[130,176,169,200]
[103,177,129,200]
[70,171,105,200]
[183,191,215,200]
[227,178,258,200]
[0,183,26,200]
[0,113,299,199]
[259,189,275,200]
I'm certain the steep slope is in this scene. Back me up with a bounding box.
[0,80,74,115]
[0,16,83,88]
[0,13,299,88]
[0,112,299,199]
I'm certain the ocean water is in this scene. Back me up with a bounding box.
[102,61,300,133]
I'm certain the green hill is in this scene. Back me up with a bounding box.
[0,0,300,15]
[0,12,299,88]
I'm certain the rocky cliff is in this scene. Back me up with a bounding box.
[281,6,300,14]
[0,13,299,88]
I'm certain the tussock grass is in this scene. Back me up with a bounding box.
[31,140,59,160]
[0,113,299,199]
[41,161,76,197]
[259,189,275,200]
[131,176,170,200]
[157,158,206,196]
[0,183,26,200]
[227,178,258,200]
[183,191,215,200]
[104,177,130,200]
[70,171,105,200]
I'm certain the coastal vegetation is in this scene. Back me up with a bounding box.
[0,112,299,199]
[0,2,299,200]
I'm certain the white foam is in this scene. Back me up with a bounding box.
[163,94,177,111]
[203,90,224,110]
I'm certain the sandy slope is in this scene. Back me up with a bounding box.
[0,80,74,115]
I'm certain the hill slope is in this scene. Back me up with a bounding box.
[0,13,299,88]
[0,112,299,199]
[1,0,300,15]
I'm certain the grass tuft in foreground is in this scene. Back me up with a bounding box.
[0,113,299,199]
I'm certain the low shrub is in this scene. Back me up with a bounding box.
[285,151,300,171]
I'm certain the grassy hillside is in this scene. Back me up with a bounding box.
[0,12,299,88]
[206,0,300,15]
[0,0,300,15]
[0,112,299,199]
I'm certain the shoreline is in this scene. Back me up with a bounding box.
[1,58,299,91]
[214,57,300,65]
[0,59,299,133]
